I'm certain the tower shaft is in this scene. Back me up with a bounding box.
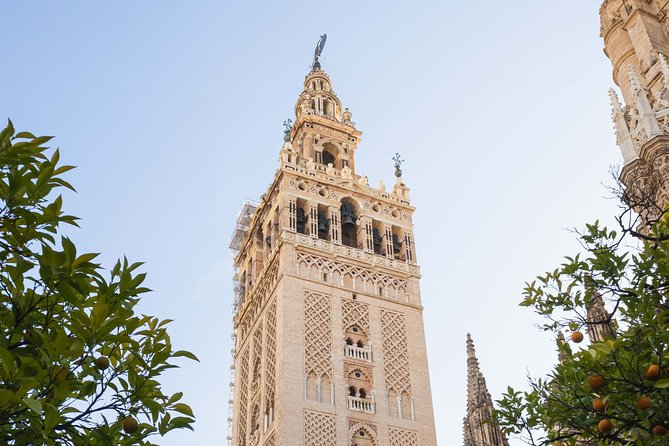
[229,63,437,446]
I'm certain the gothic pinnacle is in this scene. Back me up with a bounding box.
[608,88,623,116]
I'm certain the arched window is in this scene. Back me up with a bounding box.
[321,142,338,166]
[359,388,367,399]
[349,386,357,397]
[346,338,354,346]
[356,339,364,348]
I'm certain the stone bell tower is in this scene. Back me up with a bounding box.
[601,0,669,224]
[228,41,438,446]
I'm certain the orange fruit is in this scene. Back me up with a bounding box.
[94,356,110,371]
[588,374,605,391]
[646,364,660,380]
[598,419,613,434]
[123,416,139,434]
[571,331,584,343]
[636,396,652,410]
[592,398,606,412]
[653,425,668,436]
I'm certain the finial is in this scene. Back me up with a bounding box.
[627,64,642,95]
[283,118,292,142]
[392,153,405,178]
[608,88,623,116]
[312,34,327,70]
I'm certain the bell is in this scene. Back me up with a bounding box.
[318,212,330,232]
[392,234,403,252]
[296,208,308,225]
[340,203,357,226]
[372,228,383,248]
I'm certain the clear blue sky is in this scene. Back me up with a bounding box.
[2,1,619,444]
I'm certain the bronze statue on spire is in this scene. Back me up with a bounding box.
[312,34,327,69]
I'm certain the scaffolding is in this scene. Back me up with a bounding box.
[227,200,257,446]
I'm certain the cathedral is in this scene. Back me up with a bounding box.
[227,1,669,444]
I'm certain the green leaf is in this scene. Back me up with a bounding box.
[23,398,42,414]
[173,350,199,362]
[653,378,669,388]
[172,403,194,417]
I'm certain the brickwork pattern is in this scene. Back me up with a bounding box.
[381,309,412,395]
[304,410,336,446]
[304,291,333,379]
[389,426,419,446]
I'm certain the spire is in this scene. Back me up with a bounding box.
[608,87,638,164]
[463,334,509,446]
[608,88,623,117]
[586,293,616,343]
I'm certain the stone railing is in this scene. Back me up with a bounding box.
[283,232,419,275]
[347,396,375,414]
[345,344,372,362]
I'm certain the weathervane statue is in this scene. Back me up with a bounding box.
[312,34,327,69]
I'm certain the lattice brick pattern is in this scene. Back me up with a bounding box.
[296,252,407,297]
[304,410,336,446]
[388,426,419,446]
[238,260,280,341]
[304,291,333,379]
[342,298,370,334]
[250,326,263,398]
[264,300,277,417]
[381,309,412,395]
[237,347,250,446]
[263,433,274,446]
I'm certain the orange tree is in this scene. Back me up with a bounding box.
[0,121,197,445]
[495,202,669,445]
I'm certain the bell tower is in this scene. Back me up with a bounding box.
[228,40,437,446]
[601,0,669,224]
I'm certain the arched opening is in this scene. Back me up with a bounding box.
[356,339,364,348]
[388,389,398,417]
[347,369,372,399]
[340,199,358,248]
[350,426,376,446]
[345,338,353,346]
[321,142,338,166]
[401,391,412,420]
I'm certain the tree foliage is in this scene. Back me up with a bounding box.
[496,187,669,445]
[0,121,197,445]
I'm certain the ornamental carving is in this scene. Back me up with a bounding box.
[237,347,250,446]
[296,251,408,299]
[304,291,333,380]
[342,298,370,334]
[389,426,419,446]
[238,259,280,341]
[381,309,412,395]
[264,300,277,422]
[304,410,336,446]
